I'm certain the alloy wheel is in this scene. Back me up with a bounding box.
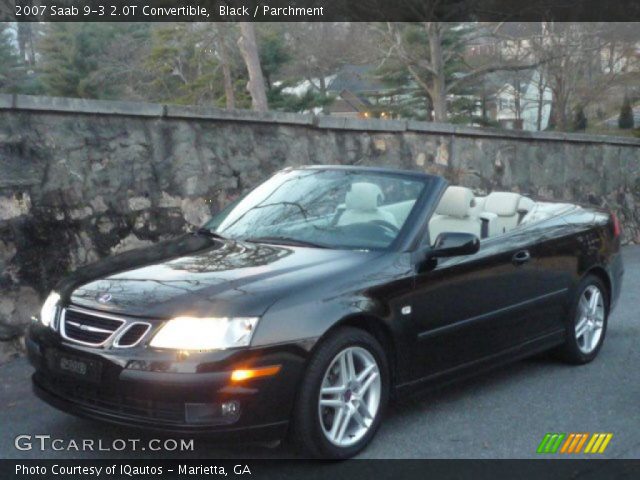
[575,285,605,354]
[318,346,381,447]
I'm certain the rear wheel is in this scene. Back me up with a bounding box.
[556,275,608,364]
[291,327,389,458]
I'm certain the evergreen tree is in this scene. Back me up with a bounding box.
[618,96,635,129]
[256,25,333,113]
[374,23,473,120]
[38,23,150,99]
[258,26,291,90]
[145,23,243,106]
[374,61,431,120]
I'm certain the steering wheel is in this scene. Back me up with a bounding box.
[369,219,400,234]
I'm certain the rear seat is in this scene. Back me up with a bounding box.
[482,192,521,234]
[430,187,536,243]
[516,196,535,224]
[469,195,499,237]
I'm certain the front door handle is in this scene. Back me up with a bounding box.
[512,250,531,266]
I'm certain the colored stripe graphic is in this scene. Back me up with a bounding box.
[537,433,552,453]
[537,433,565,453]
[538,433,613,454]
[574,433,589,453]
[585,433,613,454]
[597,434,613,453]
[560,433,575,453]
[560,433,589,453]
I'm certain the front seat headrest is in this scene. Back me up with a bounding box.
[435,186,474,218]
[345,183,384,211]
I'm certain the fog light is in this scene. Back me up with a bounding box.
[185,402,240,424]
[221,401,240,417]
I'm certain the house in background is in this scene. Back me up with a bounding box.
[325,65,395,118]
[484,70,552,130]
[325,89,373,118]
[283,63,553,129]
[280,64,393,118]
[326,64,553,129]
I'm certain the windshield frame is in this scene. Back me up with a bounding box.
[203,166,441,252]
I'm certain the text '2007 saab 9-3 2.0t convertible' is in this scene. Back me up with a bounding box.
[28,165,624,458]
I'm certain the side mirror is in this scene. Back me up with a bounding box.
[431,232,480,258]
[416,232,480,273]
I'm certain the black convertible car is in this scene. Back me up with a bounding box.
[28,165,624,458]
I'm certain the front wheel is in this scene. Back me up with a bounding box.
[291,327,389,458]
[556,275,608,364]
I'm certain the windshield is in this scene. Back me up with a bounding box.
[204,169,427,250]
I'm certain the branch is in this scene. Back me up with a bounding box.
[447,60,544,92]
[406,64,433,96]
[386,22,438,76]
[304,75,322,93]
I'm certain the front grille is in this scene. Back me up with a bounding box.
[61,308,125,346]
[36,373,185,422]
[114,323,151,347]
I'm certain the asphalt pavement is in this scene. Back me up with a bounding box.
[1,246,638,459]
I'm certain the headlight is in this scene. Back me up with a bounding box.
[149,317,259,351]
[40,292,60,328]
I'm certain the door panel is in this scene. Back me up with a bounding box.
[408,225,567,380]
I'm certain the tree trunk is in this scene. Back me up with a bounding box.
[514,78,522,127]
[553,88,569,131]
[237,22,268,112]
[215,25,235,110]
[534,73,543,131]
[17,24,26,63]
[426,23,447,122]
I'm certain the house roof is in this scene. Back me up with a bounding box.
[328,89,371,113]
[327,65,388,94]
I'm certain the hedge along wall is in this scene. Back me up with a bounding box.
[0,94,639,361]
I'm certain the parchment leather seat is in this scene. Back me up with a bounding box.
[337,183,399,228]
[482,192,523,234]
[429,186,482,242]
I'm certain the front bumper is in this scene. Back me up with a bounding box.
[27,323,310,440]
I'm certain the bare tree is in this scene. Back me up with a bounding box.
[284,23,377,96]
[378,22,541,122]
[534,70,549,131]
[527,22,640,130]
[17,23,36,66]
[237,22,268,112]
[213,24,236,109]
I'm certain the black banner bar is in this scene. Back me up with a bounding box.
[5,0,640,22]
[2,459,640,480]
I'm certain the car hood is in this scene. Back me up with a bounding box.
[65,236,378,318]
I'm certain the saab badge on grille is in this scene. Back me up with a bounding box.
[97,293,112,304]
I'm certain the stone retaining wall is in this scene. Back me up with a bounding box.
[1,94,639,362]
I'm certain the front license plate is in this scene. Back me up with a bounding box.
[47,350,102,382]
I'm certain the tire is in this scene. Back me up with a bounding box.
[555,275,609,364]
[290,327,390,459]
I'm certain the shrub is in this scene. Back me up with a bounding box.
[618,97,635,129]
[573,106,587,131]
